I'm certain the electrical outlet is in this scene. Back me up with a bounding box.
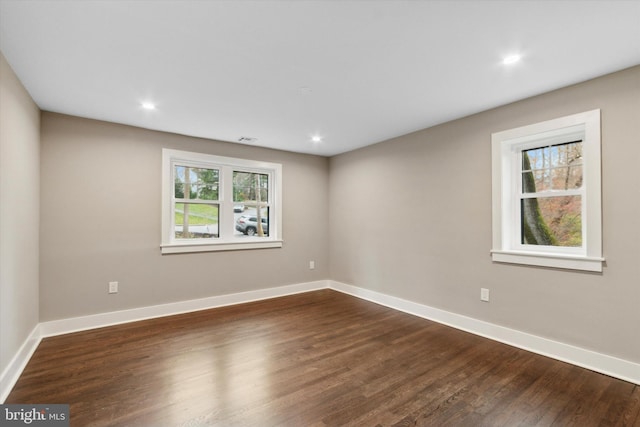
[480,288,490,302]
[309,260,315,270]
[109,281,118,294]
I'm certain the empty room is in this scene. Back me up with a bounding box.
[1,1,639,426]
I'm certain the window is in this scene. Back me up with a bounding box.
[491,110,603,271]
[162,149,282,254]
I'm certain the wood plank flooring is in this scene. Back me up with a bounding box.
[6,290,640,426]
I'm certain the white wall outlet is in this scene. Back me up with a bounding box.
[481,288,490,302]
[309,260,315,270]
[109,281,118,294]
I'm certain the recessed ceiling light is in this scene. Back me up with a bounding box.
[502,54,522,65]
[311,135,322,143]
[141,102,156,110]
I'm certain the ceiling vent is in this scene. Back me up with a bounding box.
[238,136,258,143]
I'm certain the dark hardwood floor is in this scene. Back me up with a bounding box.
[6,290,639,426]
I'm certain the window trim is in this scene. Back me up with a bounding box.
[491,110,603,272]
[161,149,283,254]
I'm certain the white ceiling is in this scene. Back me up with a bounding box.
[1,1,639,156]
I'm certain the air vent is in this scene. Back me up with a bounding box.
[238,136,258,143]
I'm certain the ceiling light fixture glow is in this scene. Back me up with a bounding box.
[311,135,322,143]
[502,54,522,65]
[141,102,156,110]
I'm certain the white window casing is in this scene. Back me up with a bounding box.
[491,110,603,272]
[161,149,283,254]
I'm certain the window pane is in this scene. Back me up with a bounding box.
[233,171,269,203]
[522,169,550,193]
[174,166,219,201]
[522,147,547,171]
[175,203,219,239]
[550,165,583,190]
[521,196,582,247]
[234,206,269,237]
[550,141,582,168]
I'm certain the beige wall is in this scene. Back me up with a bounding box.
[329,66,640,363]
[40,113,329,321]
[0,53,40,374]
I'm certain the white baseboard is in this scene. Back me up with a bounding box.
[0,324,42,403]
[39,280,329,338]
[3,278,638,403]
[328,280,640,385]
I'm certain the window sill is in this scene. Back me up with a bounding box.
[491,250,604,272]
[161,240,283,254]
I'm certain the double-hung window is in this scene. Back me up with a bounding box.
[491,110,603,271]
[161,149,282,254]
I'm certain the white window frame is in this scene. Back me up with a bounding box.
[161,149,283,254]
[491,110,603,272]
